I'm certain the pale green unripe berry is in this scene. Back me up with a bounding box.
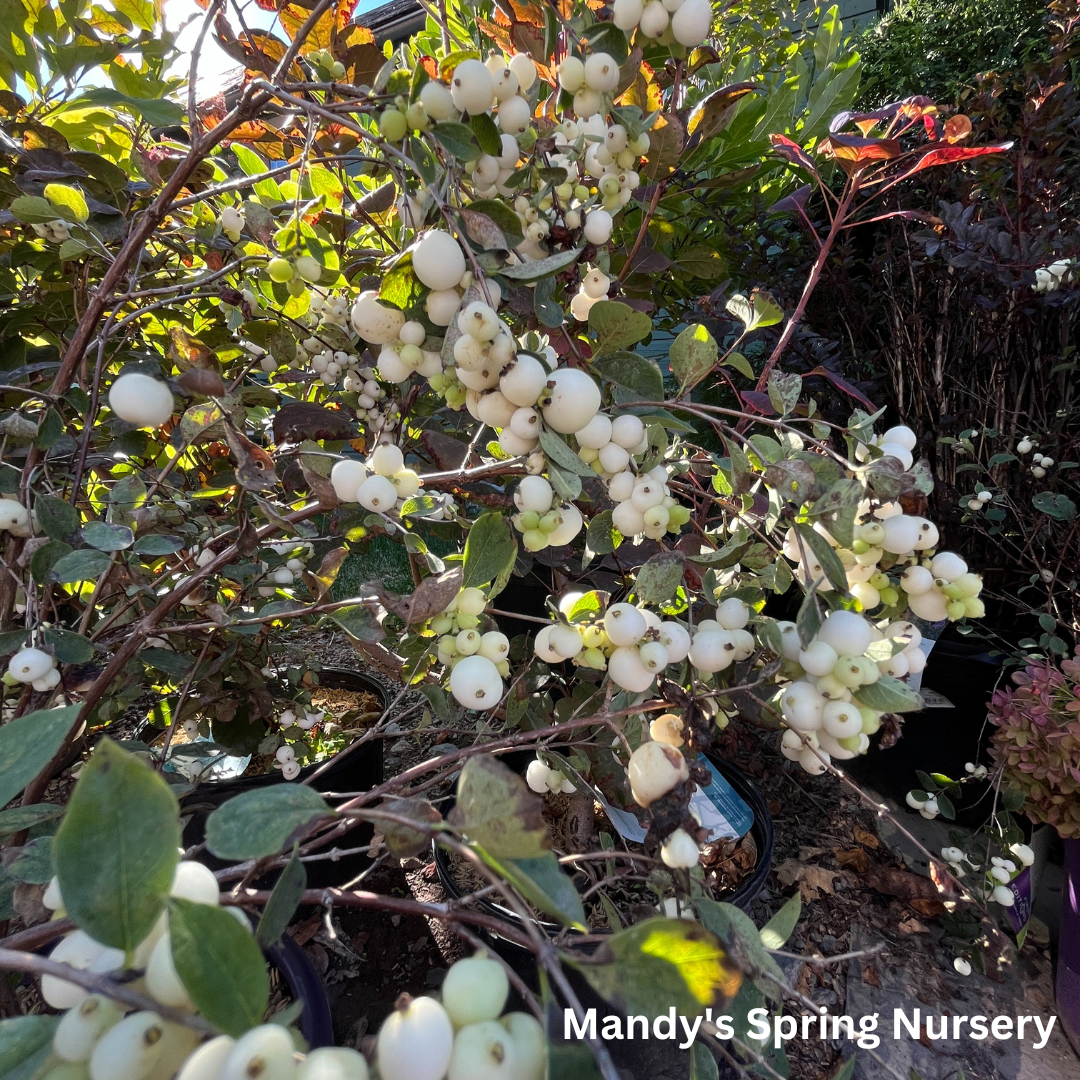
[442,954,509,1028]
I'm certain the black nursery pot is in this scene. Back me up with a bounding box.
[264,932,335,1048]
[432,750,774,960]
[842,629,1005,827]
[181,668,386,888]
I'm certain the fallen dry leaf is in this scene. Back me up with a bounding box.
[898,917,929,934]
[834,847,869,873]
[909,899,948,917]
[864,867,952,902]
[775,858,845,900]
[853,825,880,849]
[862,962,881,987]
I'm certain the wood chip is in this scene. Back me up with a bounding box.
[853,825,880,849]
[834,847,869,873]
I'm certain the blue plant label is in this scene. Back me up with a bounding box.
[690,758,754,841]
[1006,866,1032,935]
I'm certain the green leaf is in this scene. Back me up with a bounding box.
[853,676,923,714]
[486,851,586,927]
[72,87,185,127]
[0,630,28,657]
[431,121,481,161]
[43,627,93,664]
[50,548,112,584]
[326,603,385,644]
[794,523,848,593]
[795,587,822,649]
[0,705,80,809]
[53,739,181,951]
[35,494,80,543]
[31,537,70,582]
[462,512,516,589]
[7,836,53,883]
[9,195,61,224]
[767,370,802,417]
[1002,788,1026,813]
[0,1016,58,1079]
[81,520,134,551]
[829,1058,856,1080]
[549,1044,602,1080]
[696,898,787,1002]
[538,427,594,476]
[205,785,334,861]
[670,324,719,390]
[591,351,664,403]
[548,464,582,502]
[726,290,784,331]
[169,898,270,1038]
[636,551,686,605]
[132,534,184,556]
[33,407,64,449]
[499,247,584,282]
[470,112,502,156]
[44,183,89,223]
[447,754,550,859]
[573,917,742,1020]
[759,893,801,950]
[588,302,652,354]
[722,351,755,380]
[586,510,621,556]
[465,199,524,244]
[256,849,307,948]
[0,803,64,838]
[691,1042,720,1080]
[1032,491,1076,521]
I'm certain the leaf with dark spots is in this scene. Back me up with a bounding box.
[223,424,278,490]
[272,402,357,445]
[400,568,463,625]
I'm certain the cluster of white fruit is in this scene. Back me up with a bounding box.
[510,475,584,552]
[256,545,310,596]
[0,497,33,536]
[966,489,994,512]
[1032,258,1075,292]
[534,600,691,691]
[108,372,176,430]
[471,134,523,201]
[279,706,323,733]
[294,336,364,387]
[32,219,72,243]
[329,443,421,513]
[605,458,691,541]
[38,863,377,1080]
[898,550,984,623]
[854,422,918,472]
[6,644,61,692]
[685,598,756,675]
[376,952,546,1080]
[611,0,715,46]
[432,588,510,712]
[774,610,918,775]
[306,292,350,329]
[218,206,244,243]
[273,743,301,780]
[525,757,577,796]
[569,267,611,321]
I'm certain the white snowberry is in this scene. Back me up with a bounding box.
[660,828,701,869]
[108,373,175,429]
[377,996,455,1080]
[628,740,689,807]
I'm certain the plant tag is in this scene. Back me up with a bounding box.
[690,758,753,841]
[920,687,954,708]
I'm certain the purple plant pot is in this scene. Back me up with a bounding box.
[1058,838,1080,1056]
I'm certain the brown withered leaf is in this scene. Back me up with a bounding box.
[273,402,357,445]
[222,423,278,490]
[382,797,442,859]
[402,567,464,625]
[301,463,341,509]
[357,180,396,216]
[303,546,348,601]
[168,326,216,372]
[878,711,905,749]
[861,962,881,987]
[422,429,479,470]
[864,867,955,903]
[775,858,845,901]
[909,899,948,917]
[834,848,869,873]
[898,917,929,934]
[853,825,880,849]
[177,368,226,397]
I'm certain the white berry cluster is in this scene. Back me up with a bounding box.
[534,600,691,692]
[329,443,421,512]
[471,134,524,200]
[38,864,371,1080]
[685,597,756,675]
[774,610,916,774]
[1033,258,1075,292]
[511,475,584,552]
[218,205,245,242]
[6,645,61,692]
[431,591,508,713]
[376,952,547,1080]
[525,756,577,796]
[32,219,72,243]
[606,457,692,540]
[296,336,363,386]
[279,705,324,734]
[854,422,918,471]
[307,291,350,328]
[273,742,302,780]
[0,497,33,537]
[611,0,715,46]
[966,489,994,512]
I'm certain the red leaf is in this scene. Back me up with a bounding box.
[822,133,902,164]
[804,366,877,411]
[769,134,817,174]
[898,142,1013,179]
[740,391,775,415]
